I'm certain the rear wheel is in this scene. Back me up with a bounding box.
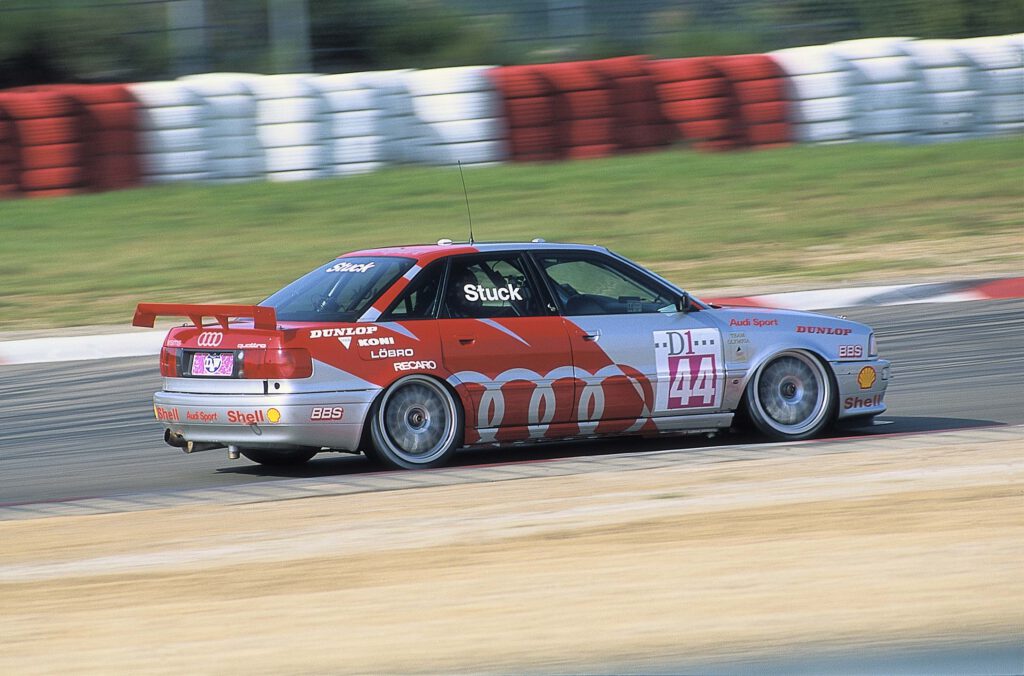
[240,447,317,467]
[370,375,463,470]
[746,351,835,440]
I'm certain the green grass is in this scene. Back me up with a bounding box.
[1,138,1022,330]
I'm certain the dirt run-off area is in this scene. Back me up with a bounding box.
[2,433,1022,674]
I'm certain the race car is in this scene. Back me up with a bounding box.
[133,241,890,469]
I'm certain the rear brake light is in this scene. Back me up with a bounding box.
[160,346,178,376]
[242,348,313,379]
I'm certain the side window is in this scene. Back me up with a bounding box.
[381,261,445,320]
[537,254,674,316]
[443,255,544,319]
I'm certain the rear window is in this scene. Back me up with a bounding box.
[260,257,414,322]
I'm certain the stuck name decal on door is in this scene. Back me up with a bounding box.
[653,329,723,412]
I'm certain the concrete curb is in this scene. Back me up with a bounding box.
[0,276,1020,367]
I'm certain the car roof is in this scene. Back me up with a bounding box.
[341,241,610,264]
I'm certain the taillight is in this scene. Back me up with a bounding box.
[159,346,178,376]
[242,348,313,379]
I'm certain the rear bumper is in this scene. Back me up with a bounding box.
[153,388,380,451]
[832,359,891,420]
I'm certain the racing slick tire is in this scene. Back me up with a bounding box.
[746,350,836,441]
[239,447,318,467]
[369,375,463,470]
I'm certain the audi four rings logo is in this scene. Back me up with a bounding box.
[197,332,224,347]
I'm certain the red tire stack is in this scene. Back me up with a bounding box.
[488,66,559,162]
[589,56,672,152]
[0,92,85,197]
[713,54,791,148]
[535,61,617,159]
[648,57,740,151]
[16,84,142,191]
[0,110,17,197]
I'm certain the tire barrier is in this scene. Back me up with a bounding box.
[649,57,740,151]
[179,74,263,183]
[590,56,672,152]
[312,74,386,176]
[356,70,433,166]
[712,54,791,147]
[829,38,923,143]
[535,61,618,159]
[246,74,329,182]
[404,66,507,166]
[1,33,1020,198]
[127,81,209,184]
[956,36,1024,137]
[769,45,856,144]
[487,65,559,162]
[902,40,977,143]
[0,91,85,197]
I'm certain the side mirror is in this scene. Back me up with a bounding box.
[675,292,691,313]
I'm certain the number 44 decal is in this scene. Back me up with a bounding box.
[654,329,723,412]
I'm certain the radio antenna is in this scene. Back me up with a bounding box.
[457,161,474,244]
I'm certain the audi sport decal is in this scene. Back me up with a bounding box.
[728,317,778,328]
[654,329,722,411]
[186,410,218,422]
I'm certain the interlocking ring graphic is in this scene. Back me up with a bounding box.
[197,332,224,348]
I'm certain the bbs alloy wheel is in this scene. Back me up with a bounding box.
[747,351,835,440]
[370,375,463,469]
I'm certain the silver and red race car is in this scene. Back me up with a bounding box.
[133,241,890,469]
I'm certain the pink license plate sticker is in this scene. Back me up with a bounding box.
[191,353,234,377]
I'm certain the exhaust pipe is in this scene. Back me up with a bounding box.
[164,429,187,448]
[185,440,225,454]
[163,429,224,453]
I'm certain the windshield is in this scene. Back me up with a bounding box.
[260,257,415,322]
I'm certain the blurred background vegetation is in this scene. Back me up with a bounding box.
[0,0,1021,87]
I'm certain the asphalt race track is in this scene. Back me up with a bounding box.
[2,299,1022,506]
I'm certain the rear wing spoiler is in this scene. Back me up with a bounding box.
[132,303,277,331]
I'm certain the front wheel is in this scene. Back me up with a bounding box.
[746,351,835,441]
[240,447,318,466]
[370,375,463,470]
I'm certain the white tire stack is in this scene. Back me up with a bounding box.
[178,74,263,182]
[955,35,1024,137]
[355,70,432,165]
[769,45,856,143]
[829,38,923,142]
[311,74,386,176]
[404,66,508,166]
[247,74,329,182]
[902,40,977,143]
[127,81,209,183]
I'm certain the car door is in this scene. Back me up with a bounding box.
[438,252,575,443]
[530,250,726,434]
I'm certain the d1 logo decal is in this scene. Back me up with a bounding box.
[654,329,723,411]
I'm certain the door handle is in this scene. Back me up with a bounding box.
[456,335,476,345]
[581,331,601,342]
